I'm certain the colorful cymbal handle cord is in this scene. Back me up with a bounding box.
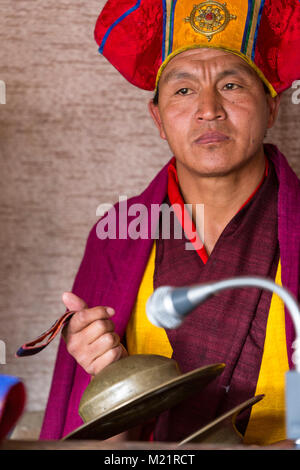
[15,310,75,357]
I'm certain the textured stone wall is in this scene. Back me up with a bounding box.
[0,0,299,418]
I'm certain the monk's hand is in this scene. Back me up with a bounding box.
[61,292,128,376]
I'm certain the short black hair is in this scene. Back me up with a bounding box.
[153,87,159,105]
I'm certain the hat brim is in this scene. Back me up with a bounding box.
[63,362,225,441]
[155,45,277,98]
[178,394,264,446]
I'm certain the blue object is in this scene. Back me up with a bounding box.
[286,371,300,448]
[0,375,26,440]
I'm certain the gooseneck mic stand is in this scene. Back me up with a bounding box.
[146,276,300,448]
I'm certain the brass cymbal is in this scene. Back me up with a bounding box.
[178,394,264,446]
[63,354,225,441]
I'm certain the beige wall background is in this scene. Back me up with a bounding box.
[0,0,299,427]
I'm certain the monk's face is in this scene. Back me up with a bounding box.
[149,48,280,178]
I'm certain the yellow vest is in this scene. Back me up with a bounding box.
[126,243,289,445]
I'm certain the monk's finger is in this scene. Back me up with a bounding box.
[67,306,115,335]
[71,333,121,375]
[85,343,125,376]
[81,318,116,345]
[62,292,87,312]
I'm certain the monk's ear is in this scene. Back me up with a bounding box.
[148,100,167,140]
[266,93,282,129]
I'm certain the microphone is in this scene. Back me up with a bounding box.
[146,284,216,329]
[146,276,300,370]
[146,275,300,446]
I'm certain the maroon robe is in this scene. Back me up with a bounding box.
[153,160,279,441]
[39,145,298,440]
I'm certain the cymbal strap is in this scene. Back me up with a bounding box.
[15,311,75,357]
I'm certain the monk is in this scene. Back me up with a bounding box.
[39,0,300,446]
[62,47,280,382]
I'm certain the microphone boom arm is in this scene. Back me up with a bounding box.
[147,276,300,371]
[147,275,300,445]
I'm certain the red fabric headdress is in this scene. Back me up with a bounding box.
[94,0,300,96]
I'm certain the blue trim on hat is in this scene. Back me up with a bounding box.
[168,0,178,55]
[162,0,167,61]
[99,0,142,54]
[241,0,254,54]
[252,0,266,60]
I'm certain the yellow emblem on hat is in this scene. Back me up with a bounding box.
[184,1,237,42]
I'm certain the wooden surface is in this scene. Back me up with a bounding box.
[0,439,296,450]
[0,0,299,418]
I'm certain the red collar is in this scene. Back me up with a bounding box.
[167,157,269,264]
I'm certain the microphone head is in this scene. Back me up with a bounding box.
[146,286,184,329]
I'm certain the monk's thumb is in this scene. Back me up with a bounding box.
[62,292,87,312]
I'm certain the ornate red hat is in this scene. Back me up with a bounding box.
[94,0,300,96]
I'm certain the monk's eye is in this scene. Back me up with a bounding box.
[223,83,240,90]
[175,88,192,95]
